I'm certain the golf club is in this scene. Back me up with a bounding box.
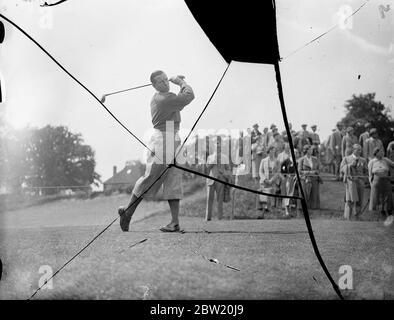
[100,76,185,103]
[100,83,152,103]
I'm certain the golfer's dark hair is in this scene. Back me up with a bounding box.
[150,70,165,84]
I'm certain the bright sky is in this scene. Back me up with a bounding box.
[1,0,393,182]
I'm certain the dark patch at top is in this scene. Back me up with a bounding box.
[0,21,5,43]
[184,1,279,64]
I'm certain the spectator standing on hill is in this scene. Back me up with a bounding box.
[270,132,285,156]
[280,155,298,217]
[368,147,394,226]
[364,129,384,162]
[359,123,370,157]
[341,127,358,158]
[329,122,344,180]
[258,145,282,217]
[295,124,309,154]
[325,129,336,174]
[281,122,296,143]
[278,143,295,218]
[309,124,320,156]
[205,137,232,221]
[298,144,322,210]
[340,144,368,220]
[261,127,269,151]
[251,124,263,182]
[309,125,320,146]
[266,124,276,146]
[277,142,291,165]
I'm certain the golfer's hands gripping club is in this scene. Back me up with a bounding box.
[169,75,186,86]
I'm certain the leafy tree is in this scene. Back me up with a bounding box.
[340,93,394,149]
[2,125,100,194]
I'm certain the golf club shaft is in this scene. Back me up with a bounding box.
[104,83,152,97]
[103,76,186,98]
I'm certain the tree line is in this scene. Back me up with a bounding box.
[340,93,393,148]
[1,125,100,195]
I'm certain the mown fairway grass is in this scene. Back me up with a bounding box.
[0,180,392,300]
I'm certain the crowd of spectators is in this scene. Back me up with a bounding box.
[203,122,394,226]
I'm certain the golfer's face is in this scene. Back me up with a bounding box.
[153,73,169,93]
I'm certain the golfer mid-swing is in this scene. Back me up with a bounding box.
[118,70,194,232]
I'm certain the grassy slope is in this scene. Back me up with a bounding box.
[0,179,392,300]
[0,216,392,300]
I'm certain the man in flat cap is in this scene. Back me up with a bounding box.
[309,125,320,145]
[364,128,383,162]
[341,127,358,158]
[299,124,309,138]
[296,124,311,153]
[309,125,320,156]
[329,122,344,180]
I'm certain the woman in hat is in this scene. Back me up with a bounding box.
[368,147,394,226]
[298,144,322,209]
